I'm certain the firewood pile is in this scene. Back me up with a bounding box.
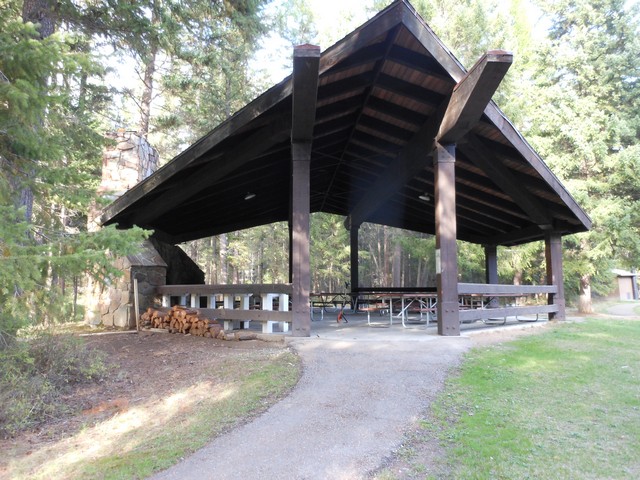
[139,305,223,338]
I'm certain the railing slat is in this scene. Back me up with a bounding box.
[459,304,558,322]
[457,283,557,295]
[157,283,293,296]
[197,308,292,323]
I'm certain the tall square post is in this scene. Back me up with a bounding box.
[289,44,320,337]
[291,143,312,335]
[434,143,460,335]
[545,232,566,320]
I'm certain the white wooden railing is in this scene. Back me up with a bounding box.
[156,284,293,333]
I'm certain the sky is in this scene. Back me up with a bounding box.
[307,0,374,44]
[252,0,379,84]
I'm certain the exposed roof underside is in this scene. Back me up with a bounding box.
[101,0,591,247]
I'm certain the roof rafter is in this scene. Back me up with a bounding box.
[346,49,511,230]
[459,133,552,227]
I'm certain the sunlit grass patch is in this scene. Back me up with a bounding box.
[430,319,640,479]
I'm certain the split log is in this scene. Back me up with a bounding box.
[140,306,222,338]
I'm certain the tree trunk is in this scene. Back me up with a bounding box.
[578,274,593,314]
[513,270,522,286]
[17,0,56,222]
[138,43,157,137]
[22,0,56,38]
[392,240,402,287]
[219,234,228,283]
[383,226,391,285]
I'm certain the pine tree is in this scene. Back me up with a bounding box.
[0,1,148,340]
[526,0,640,309]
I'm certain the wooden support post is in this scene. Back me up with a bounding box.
[291,142,312,336]
[289,44,320,337]
[484,244,498,284]
[545,232,566,320]
[350,222,359,294]
[484,244,499,308]
[435,143,460,335]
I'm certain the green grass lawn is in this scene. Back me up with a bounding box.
[426,319,640,479]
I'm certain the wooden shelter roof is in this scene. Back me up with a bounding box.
[101,0,591,246]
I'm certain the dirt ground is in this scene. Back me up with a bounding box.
[0,330,283,476]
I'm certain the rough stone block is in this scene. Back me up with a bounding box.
[113,304,131,328]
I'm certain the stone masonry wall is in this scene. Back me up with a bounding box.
[96,241,167,328]
[99,130,159,199]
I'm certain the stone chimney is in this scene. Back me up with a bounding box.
[85,130,166,327]
[85,130,205,328]
[100,129,159,198]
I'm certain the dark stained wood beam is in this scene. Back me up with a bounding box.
[387,44,450,80]
[484,244,499,307]
[545,232,565,320]
[477,225,549,246]
[438,50,512,144]
[459,133,551,227]
[323,43,386,75]
[366,96,428,126]
[376,73,445,107]
[315,94,364,123]
[290,44,320,337]
[314,112,360,139]
[351,130,404,155]
[357,114,416,142]
[434,143,460,335]
[293,45,322,141]
[317,72,375,103]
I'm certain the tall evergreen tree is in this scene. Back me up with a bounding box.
[0,1,148,339]
[521,0,640,309]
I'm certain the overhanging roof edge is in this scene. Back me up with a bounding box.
[483,103,592,230]
[100,74,294,227]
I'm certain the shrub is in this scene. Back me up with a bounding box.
[0,331,107,437]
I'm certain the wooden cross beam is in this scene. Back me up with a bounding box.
[346,50,512,230]
[292,44,321,142]
[438,50,512,143]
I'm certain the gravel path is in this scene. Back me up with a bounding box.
[151,322,470,480]
[605,302,640,317]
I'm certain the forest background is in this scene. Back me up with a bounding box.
[1,0,639,340]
